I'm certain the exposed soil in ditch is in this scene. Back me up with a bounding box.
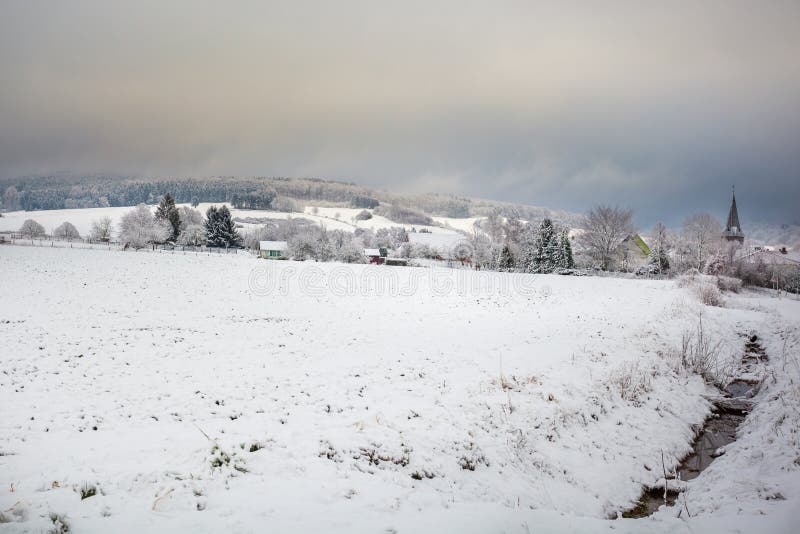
[622,335,766,518]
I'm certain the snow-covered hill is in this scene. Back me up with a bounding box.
[0,204,470,239]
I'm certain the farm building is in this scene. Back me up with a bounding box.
[259,241,288,259]
[364,248,388,264]
[616,234,651,271]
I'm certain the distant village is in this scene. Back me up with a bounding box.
[1,186,798,294]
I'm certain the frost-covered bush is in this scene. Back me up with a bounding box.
[676,268,702,288]
[609,362,652,405]
[48,512,70,534]
[677,314,731,386]
[716,275,742,293]
[355,209,372,221]
[697,282,723,306]
[677,269,724,306]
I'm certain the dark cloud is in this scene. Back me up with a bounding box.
[1,0,798,226]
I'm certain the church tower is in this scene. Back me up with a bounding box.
[722,186,744,244]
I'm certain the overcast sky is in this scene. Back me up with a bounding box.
[1,1,798,225]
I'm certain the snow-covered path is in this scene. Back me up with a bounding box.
[0,246,797,533]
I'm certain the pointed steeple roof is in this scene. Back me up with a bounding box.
[725,186,742,233]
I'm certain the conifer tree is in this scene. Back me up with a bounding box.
[155,193,181,242]
[560,230,574,269]
[497,243,515,271]
[204,205,222,247]
[205,205,242,248]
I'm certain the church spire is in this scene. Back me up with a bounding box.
[723,186,744,243]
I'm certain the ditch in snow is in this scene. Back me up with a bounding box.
[622,336,766,519]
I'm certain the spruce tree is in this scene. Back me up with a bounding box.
[526,218,557,273]
[213,205,242,248]
[560,230,574,269]
[649,248,670,273]
[204,205,222,247]
[155,193,181,242]
[497,243,515,271]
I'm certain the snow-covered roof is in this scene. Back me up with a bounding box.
[364,248,381,256]
[739,249,800,266]
[259,241,288,251]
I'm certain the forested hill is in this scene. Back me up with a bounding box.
[0,174,583,226]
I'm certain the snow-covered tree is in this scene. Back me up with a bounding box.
[520,219,573,273]
[3,186,20,211]
[329,230,365,263]
[648,222,671,273]
[577,205,634,270]
[469,227,493,269]
[205,205,242,248]
[155,193,181,242]
[19,219,45,239]
[497,243,515,271]
[177,206,205,245]
[178,224,207,246]
[179,206,204,228]
[559,230,574,269]
[681,213,721,270]
[53,221,81,241]
[483,209,505,243]
[503,212,525,251]
[90,216,113,242]
[374,227,408,250]
[119,204,170,249]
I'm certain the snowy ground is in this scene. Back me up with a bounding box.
[0,245,798,533]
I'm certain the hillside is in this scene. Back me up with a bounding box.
[0,175,584,228]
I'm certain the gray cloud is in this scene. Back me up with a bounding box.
[1,0,799,226]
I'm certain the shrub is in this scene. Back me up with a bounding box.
[609,362,652,405]
[48,513,70,534]
[79,482,97,500]
[355,210,372,221]
[716,275,742,293]
[678,314,730,386]
[677,269,724,306]
[697,282,723,306]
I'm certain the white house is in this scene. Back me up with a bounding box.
[259,241,288,259]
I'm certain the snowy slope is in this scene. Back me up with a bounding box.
[0,204,467,239]
[0,246,797,533]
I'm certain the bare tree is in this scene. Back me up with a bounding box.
[177,206,205,245]
[681,213,721,270]
[119,204,170,249]
[577,205,634,270]
[19,219,45,239]
[483,209,504,243]
[53,221,81,241]
[177,224,206,246]
[179,206,204,228]
[90,216,113,242]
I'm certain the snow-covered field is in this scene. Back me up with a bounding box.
[0,245,798,533]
